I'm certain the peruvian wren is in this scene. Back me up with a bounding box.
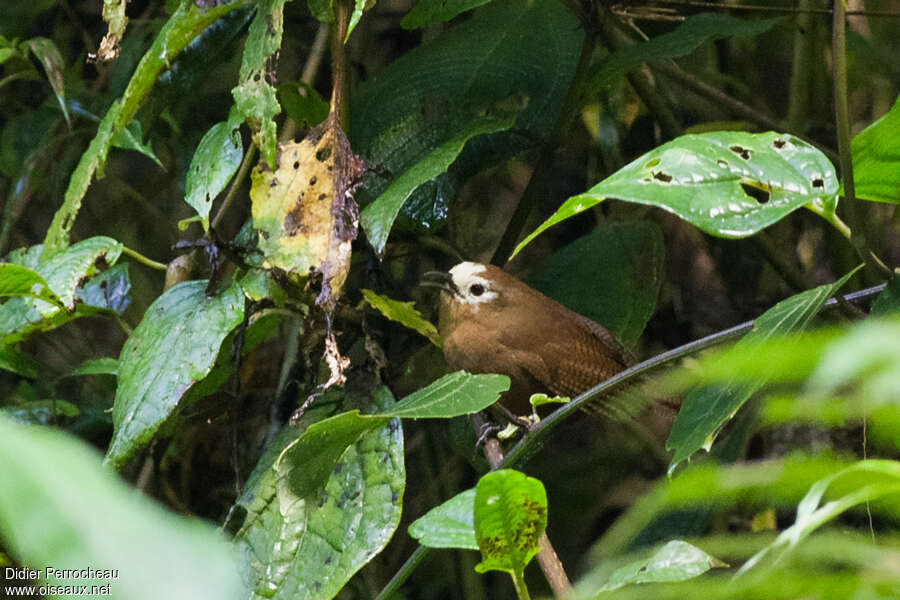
[421,262,637,418]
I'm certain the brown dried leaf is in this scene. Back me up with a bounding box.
[250,114,363,308]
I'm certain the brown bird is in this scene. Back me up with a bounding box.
[421,262,638,420]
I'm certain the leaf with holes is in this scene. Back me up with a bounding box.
[514,132,838,256]
[250,114,364,302]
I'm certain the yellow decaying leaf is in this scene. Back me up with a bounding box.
[250,114,363,306]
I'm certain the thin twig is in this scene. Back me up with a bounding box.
[121,244,167,271]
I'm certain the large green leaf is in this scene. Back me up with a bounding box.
[401,0,492,29]
[385,371,509,419]
[42,0,251,260]
[104,280,244,470]
[184,119,244,230]
[850,94,900,204]
[515,132,838,256]
[234,387,405,600]
[666,266,861,472]
[0,414,245,600]
[232,0,285,168]
[526,221,664,348]
[351,0,582,233]
[359,115,513,255]
[589,13,782,93]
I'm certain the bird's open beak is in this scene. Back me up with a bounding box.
[419,270,459,296]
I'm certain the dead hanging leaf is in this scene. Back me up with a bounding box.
[250,113,364,309]
[89,0,128,63]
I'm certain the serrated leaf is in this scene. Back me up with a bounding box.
[234,387,404,600]
[402,0,491,29]
[516,132,838,256]
[0,414,246,600]
[384,371,509,419]
[104,280,244,470]
[850,94,900,204]
[595,540,727,592]
[185,120,244,230]
[42,0,250,261]
[232,0,284,167]
[409,489,478,550]
[590,13,782,92]
[666,266,862,472]
[473,469,547,575]
[360,115,513,255]
[361,288,440,347]
[526,221,663,347]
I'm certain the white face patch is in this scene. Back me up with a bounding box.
[448,262,498,310]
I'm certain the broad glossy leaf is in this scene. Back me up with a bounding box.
[42,0,251,260]
[384,371,509,419]
[361,288,441,347]
[0,415,246,600]
[850,94,900,204]
[352,0,581,232]
[515,132,838,256]
[402,0,491,29]
[104,280,244,470]
[590,13,782,92]
[527,221,663,347]
[360,115,513,255]
[234,387,404,600]
[185,120,244,230]
[667,266,861,472]
[232,0,284,167]
[409,489,478,550]
[473,469,547,575]
[593,540,726,592]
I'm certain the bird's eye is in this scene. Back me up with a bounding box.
[469,283,485,296]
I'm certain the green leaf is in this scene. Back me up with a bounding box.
[104,279,244,470]
[590,13,783,92]
[277,82,329,129]
[2,399,80,425]
[473,469,547,575]
[346,0,369,41]
[593,540,727,592]
[383,371,510,419]
[738,460,900,576]
[184,120,244,230]
[234,387,404,600]
[850,94,900,204]
[0,237,124,344]
[111,119,163,168]
[0,346,44,378]
[64,357,119,377]
[0,263,63,306]
[0,414,246,600]
[352,0,581,233]
[361,288,441,347]
[409,489,478,550]
[42,0,251,260]
[23,37,70,126]
[232,0,285,168]
[526,221,663,347]
[515,132,838,256]
[402,0,491,29]
[871,274,900,316]
[360,115,513,255]
[666,266,862,472]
